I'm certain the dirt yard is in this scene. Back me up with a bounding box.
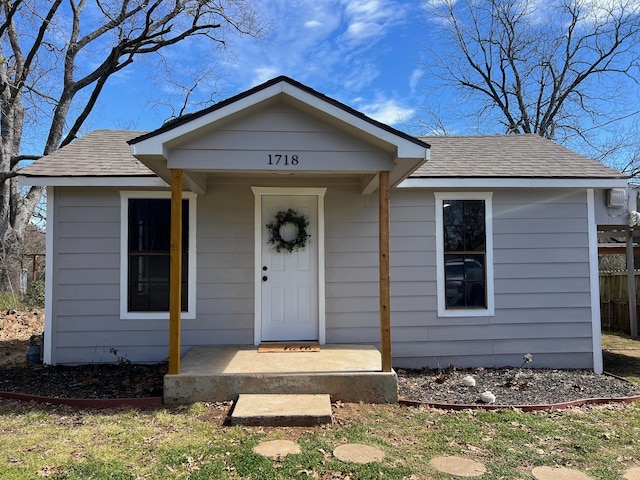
[0,309,44,367]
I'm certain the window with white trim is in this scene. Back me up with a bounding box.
[120,192,197,319]
[435,192,494,317]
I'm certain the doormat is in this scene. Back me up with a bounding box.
[258,343,320,353]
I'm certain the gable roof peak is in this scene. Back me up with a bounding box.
[129,76,429,152]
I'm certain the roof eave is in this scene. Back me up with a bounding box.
[18,175,167,188]
[399,176,630,189]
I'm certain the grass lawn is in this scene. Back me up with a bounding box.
[1,398,639,478]
[602,331,640,384]
[0,335,639,479]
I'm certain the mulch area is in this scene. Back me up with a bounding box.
[0,361,638,406]
[0,363,167,399]
[1,310,639,405]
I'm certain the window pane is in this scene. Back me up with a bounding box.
[444,226,464,251]
[465,225,485,251]
[148,283,170,311]
[129,199,171,252]
[445,254,465,307]
[445,254,486,308]
[443,199,486,253]
[129,199,189,253]
[463,200,485,223]
[148,255,170,281]
[443,200,463,226]
[463,200,485,251]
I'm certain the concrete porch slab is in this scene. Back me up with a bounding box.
[231,393,332,426]
[163,344,398,404]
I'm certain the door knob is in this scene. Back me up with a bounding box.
[262,266,267,271]
[262,276,268,282]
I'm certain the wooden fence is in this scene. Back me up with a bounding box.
[599,271,640,334]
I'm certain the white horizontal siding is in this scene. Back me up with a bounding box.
[50,183,597,370]
[388,188,596,369]
[169,104,392,172]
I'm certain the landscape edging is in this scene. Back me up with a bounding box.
[0,391,162,408]
[399,393,640,411]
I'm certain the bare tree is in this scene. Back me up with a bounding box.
[0,0,261,288]
[420,0,640,147]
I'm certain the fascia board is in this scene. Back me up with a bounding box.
[281,83,428,160]
[132,80,428,162]
[18,175,168,188]
[398,177,629,189]
[130,85,283,155]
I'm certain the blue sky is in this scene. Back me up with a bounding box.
[79,0,640,173]
[89,0,429,134]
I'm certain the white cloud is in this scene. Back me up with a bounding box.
[345,21,384,40]
[223,0,413,95]
[304,20,322,28]
[423,0,455,6]
[340,0,407,44]
[252,67,282,86]
[343,0,397,21]
[409,68,424,91]
[177,0,426,131]
[579,0,640,23]
[358,96,415,125]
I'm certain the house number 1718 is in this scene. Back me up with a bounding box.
[268,154,299,166]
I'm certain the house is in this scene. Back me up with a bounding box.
[19,76,629,402]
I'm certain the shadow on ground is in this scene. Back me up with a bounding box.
[603,350,640,383]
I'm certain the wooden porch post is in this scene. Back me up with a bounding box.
[379,170,392,372]
[169,169,183,374]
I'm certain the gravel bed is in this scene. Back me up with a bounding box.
[397,367,640,406]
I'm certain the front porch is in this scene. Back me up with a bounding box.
[163,345,398,404]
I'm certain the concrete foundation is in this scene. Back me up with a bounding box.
[164,344,398,404]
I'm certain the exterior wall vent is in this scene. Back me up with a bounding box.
[607,188,626,208]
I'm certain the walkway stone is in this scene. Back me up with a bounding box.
[333,444,385,464]
[430,456,486,477]
[253,440,301,459]
[231,393,332,426]
[624,467,640,480]
[531,466,593,480]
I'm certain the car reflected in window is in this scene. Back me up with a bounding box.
[445,255,486,308]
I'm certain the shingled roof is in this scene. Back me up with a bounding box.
[412,134,626,179]
[19,130,626,182]
[19,130,154,177]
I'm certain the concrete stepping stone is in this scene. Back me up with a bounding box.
[333,444,385,464]
[624,467,640,480]
[430,456,486,477]
[231,393,332,426]
[531,466,593,480]
[253,439,302,459]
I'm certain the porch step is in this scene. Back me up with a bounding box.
[163,345,399,404]
[231,394,332,427]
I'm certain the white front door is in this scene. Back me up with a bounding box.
[260,194,319,341]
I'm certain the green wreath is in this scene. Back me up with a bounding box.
[266,209,310,253]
